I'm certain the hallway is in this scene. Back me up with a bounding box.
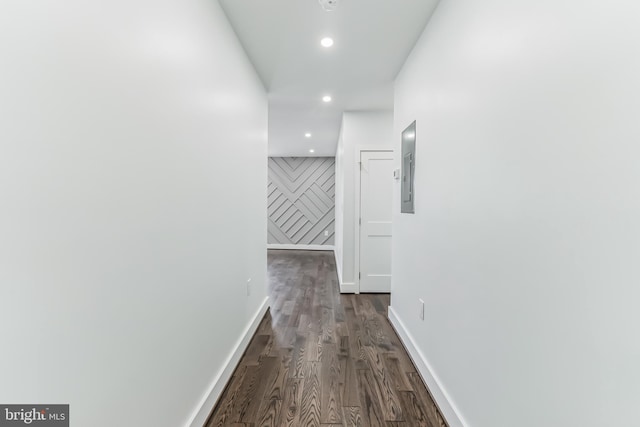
[207,250,447,426]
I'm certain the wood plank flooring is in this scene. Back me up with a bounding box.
[206,250,448,427]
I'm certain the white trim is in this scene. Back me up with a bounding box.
[334,249,343,286]
[185,296,270,427]
[354,152,361,292]
[354,147,394,294]
[267,244,335,251]
[340,282,357,294]
[388,306,467,427]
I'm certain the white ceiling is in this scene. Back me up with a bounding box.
[218,0,440,157]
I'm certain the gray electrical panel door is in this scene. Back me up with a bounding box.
[401,121,416,213]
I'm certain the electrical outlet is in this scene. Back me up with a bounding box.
[246,278,252,296]
[324,230,329,236]
[418,299,425,321]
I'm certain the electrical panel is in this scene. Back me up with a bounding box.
[401,121,416,214]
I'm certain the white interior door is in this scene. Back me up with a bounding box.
[359,150,394,293]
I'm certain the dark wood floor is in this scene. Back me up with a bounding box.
[206,250,447,427]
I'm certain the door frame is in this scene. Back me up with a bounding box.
[354,146,394,294]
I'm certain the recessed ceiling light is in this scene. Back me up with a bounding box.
[309,149,315,153]
[319,0,339,12]
[320,37,334,48]
[305,133,312,138]
[322,95,332,103]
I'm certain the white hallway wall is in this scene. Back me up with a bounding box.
[335,124,345,283]
[0,1,267,426]
[391,0,640,426]
[335,111,393,292]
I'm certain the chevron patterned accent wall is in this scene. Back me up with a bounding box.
[268,157,335,245]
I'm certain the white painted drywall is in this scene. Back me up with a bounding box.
[334,123,345,285]
[334,111,394,290]
[392,1,640,426]
[0,1,267,426]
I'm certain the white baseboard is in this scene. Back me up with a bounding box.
[267,244,335,251]
[185,296,270,427]
[333,250,343,286]
[388,306,467,427]
[340,282,357,294]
